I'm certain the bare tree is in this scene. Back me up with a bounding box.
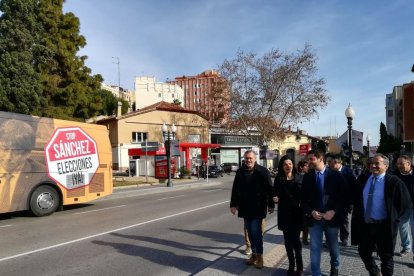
[218,44,329,143]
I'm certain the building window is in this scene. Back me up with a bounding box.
[188,134,201,143]
[172,93,175,98]
[158,93,161,97]
[387,110,393,117]
[132,132,148,143]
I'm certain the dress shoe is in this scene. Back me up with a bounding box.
[295,270,304,276]
[400,249,411,257]
[330,267,338,276]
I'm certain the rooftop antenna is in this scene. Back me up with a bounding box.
[112,57,121,90]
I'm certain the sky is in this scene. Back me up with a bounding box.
[64,0,414,147]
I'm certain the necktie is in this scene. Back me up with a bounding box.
[316,172,323,209]
[364,176,377,223]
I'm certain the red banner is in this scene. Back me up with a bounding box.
[299,144,310,156]
[154,156,168,179]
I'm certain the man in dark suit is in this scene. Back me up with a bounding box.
[302,149,346,276]
[328,154,356,246]
[351,153,412,276]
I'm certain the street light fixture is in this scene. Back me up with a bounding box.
[345,104,355,168]
[262,138,268,169]
[162,123,176,187]
[366,135,371,157]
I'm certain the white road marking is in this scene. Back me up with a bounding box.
[0,200,230,263]
[156,195,185,201]
[203,189,222,192]
[74,205,126,215]
[0,225,11,228]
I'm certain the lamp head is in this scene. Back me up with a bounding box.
[366,135,371,142]
[162,123,168,132]
[345,103,355,119]
[171,123,177,133]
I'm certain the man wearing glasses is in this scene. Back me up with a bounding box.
[351,154,412,276]
[395,155,414,258]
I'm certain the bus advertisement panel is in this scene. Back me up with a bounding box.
[0,111,113,216]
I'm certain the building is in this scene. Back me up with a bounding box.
[385,86,403,138]
[268,130,326,169]
[321,136,341,153]
[101,83,134,111]
[210,127,324,169]
[134,76,184,110]
[210,127,261,167]
[169,70,229,123]
[403,81,414,142]
[96,101,209,174]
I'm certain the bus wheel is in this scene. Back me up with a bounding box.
[29,186,60,217]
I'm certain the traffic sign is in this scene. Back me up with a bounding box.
[141,141,159,147]
[45,127,100,190]
[140,141,160,152]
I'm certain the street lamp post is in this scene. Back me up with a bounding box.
[366,135,371,158]
[162,123,177,187]
[345,104,355,169]
[263,139,268,168]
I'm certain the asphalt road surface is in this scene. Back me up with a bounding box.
[0,175,277,276]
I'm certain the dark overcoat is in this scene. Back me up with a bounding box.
[394,168,414,205]
[351,172,412,247]
[273,174,304,231]
[340,166,357,209]
[230,164,275,219]
[301,167,346,227]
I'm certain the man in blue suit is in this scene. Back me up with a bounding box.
[302,150,346,276]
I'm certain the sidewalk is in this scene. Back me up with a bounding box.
[111,178,414,275]
[113,175,218,188]
[275,233,414,276]
[196,222,414,276]
[112,175,224,197]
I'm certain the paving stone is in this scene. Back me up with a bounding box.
[196,219,414,275]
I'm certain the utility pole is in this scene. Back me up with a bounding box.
[112,57,121,95]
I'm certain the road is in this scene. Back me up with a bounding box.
[0,175,277,276]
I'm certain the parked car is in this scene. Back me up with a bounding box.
[203,165,224,178]
[221,162,239,173]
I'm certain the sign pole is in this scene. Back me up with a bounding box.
[145,139,148,183]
